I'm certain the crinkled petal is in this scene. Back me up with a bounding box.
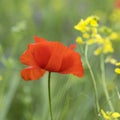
[59,49,84,77]
[31,43,52,68]
[21,67,46,81]
[69,44,76,50]
[20,36,84,81]
[45,42,66,72]
[20,44,38,66]
[34,36,47,43]
[20,40,51,68]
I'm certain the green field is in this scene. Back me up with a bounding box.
[0,0,120,120]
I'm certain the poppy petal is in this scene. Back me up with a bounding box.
[20,44,38,66]
[69,44,76,50]
[32,43,52,68]
[45,42,66,72]
[34,36,47,43]
[21,67,46,81]
[20,36,84,81]
[59,49,84,77]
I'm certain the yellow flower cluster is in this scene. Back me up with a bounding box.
[105,56,120,75]
[74,16,99,33]
[115,62,120,74]
[74,16,118,56]
[101,109,120,120]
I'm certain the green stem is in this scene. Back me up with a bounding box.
[100,54,114,111]
[85,44,100,115]
[48,72,53,120]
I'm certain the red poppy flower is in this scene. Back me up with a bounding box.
[20,36,84,81]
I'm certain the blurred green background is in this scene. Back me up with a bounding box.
[0,0,120,120]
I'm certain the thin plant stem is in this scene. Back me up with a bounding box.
[48,72,53,120]
[85,44,100,116]
[100,54,114,111]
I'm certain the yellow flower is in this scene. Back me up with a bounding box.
[111,60,117,65]
[91,28,98,37]
[87,39,97,45]
[105,57,117,65]
[115,68,120,74]
[74,19,88,32]
[95,35,104,44]
[76,36,83,44]
[89,17,99,27]
[94,37,114,55]
[105,57,120,75]
[83,33,90,39]
[115,62,120,74]
[74,16,99,33]
[74,15,117,56]
[101,109,120,120]
[97,38,104,44]
[103,40,114,54]
[86,16,99,27]
[116,62,120,66]
[94,47,102,55]
[109,32,118,40]
[101,109,110,120]
[112,112,120,118]
[92,37,114,55]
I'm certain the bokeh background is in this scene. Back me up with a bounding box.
[0,0,120,120]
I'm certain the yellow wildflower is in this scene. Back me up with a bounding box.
[74,19,88,32]
[83,33,90,39]
[109,32,118,40]
[105,60,120,75]
[74,16,99,33]
[85,16,99,27]
[115,62,120,74]
[103,39,114,54]
[76,36,83,44]
[95,35,104,44]
[112,112,120,118]
[101,109,110,120]
[90,19,98,27]
[115,68,120,74]
[101,109,120,120]
[87,39,97,45]
[89,17,99,27]
[91,28,98,37]
[91,36,114,55]
[110,58,117,65]
[97,38,104,44]
[94,47,102,55]
[105,57,117,65]
[74,15,117,56]
[116,62,120,66]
